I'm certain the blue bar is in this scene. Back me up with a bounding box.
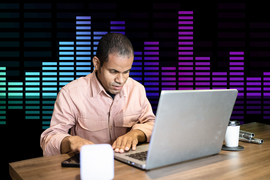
[42,82,57,86]
[59,41,74,45]
[76,42,91,45]
[76,52,91,55]
[25,82,40,86]
[25,77,40,81]
[59,67,74,70]
[76,36,91,40]
[130,72,142,76]
[76,47,91,50]
[59,82,69,86]
[43,87,57,91]
[76,67,91,70]
[25,72,40,76]
[42,72,57,76]
[25,87,40,91]
[59,57,74,60]
[93,31,107,35]
[60,72,74,76]
[42,93,57,96]
[59,52,74,55]
[93,36,102,40]
[131,67,142,70]
[76,32,91,35]
[25,93,40,96]
[60,77,74,81]
[76,57,91,60]
[42,67,57,70]
[42,77,57,81]
[76,21,91,25]
[42,62,57,66]
[59,62,74,65]
[76,62,91,66]
[76,26,91,30]
[76,72,90,76]
[59,47,74,50]
[76,16,91,20]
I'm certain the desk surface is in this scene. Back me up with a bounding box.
[9,122,270,180]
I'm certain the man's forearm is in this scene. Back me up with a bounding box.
[61,136,72,154]
[61,136,94,154]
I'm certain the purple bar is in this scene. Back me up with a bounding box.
[145,67,159,70]
[178,21,193,24]
[144,47,159,50]
[247,82,261,86]
[146,87,159,91]
[110,31,125,35]
[178,32,193,35]
[247,87,261,91]
[134,57,142,60]
[230,77,244,81]
[232,87,244,91]
[110,21,125,24]
[264,93,270,96]
[162,87,176,90]
[144,57,159,60]
[264,87,270,91]
[179,67,193,70]
[179,52,193,55]
[178,57,193,60]
[230,82,244,86]
[196,72,210,76]
[178,47,193,50]
[144,62,159,66]
[162,72,176,76]
[162,82,176,86]
[145,77,159,81]
[230,57,244,60]
[133,62,142,65]
[145,82,158,85]
[144,72,159,76]
[247,77,261,81]
[179,72,193,76]
[246,93,261,96]
[246,111,261,114]
[179,62,193,66]
[179,82,193,86]
[162,77,176,81]
[144,42,159,45]
[195,87,210,90]
[230,72,244,76]
[196,82,210,86]
[178,16,193,20]
[230,62,244,66]
[178,11,193,14]
[230,67,244,70]
[76,21,91,24]
[212,82,227,86]
[196,62,210,66]
[178,36,193,40]
[178,41,193,45]
[134,51,142,55]
[162,67,176,70]
[230,52,244,55]
[195,67,210,70]
[263,72,270,76]
[264,77,270,81]
[178,26,193,30]
[212,87,227,89]
[196,77,210,81]
[144,52,159,55]
[179,77,193,81]
[76,16,91,19]
[213,72,227,76]
[264,82,270,85]
[110,26,125,30]
[213,77,227,81]
[195,57,210,60]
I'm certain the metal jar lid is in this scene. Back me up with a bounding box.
[228,121,240,126]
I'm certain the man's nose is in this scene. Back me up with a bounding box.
[115,73,124,84]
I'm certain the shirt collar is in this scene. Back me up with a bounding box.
[90,70,127,98]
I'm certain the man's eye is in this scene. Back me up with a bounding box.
[110,70,117,74]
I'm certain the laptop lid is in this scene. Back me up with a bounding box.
[145,89,238,170]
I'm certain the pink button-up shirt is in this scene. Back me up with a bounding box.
[40,71,155,156]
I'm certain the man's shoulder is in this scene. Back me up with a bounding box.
[61,74,91,92]
[125,78,145,91]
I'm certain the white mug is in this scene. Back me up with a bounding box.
[225,121,240,147]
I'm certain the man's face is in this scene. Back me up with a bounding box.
[94,53,133,94]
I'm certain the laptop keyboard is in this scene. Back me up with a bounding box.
[126,151,148,161]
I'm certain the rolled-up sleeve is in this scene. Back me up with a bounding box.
[40,88,75,157]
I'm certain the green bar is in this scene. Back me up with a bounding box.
[25,77,40,81]
[42,116,52,119]
[0,101,6,104]
[42,106,54,109]
[0,77,6,81]
[0,121,6,125]
[0,72,6,76]
[0,88,6,91]
[26,101,40,104]
[26,106,40,109]
[42,121,50,125]
[26,111,40,114]
[25,87,40,91]
[8,87,23,91]
[25,82,40,86]
[0,67,6,70]
[8,82,23,86]
[42,101,55,104]
[0,116,6,119]
[25,116,40,119]
[25,93,40,96]
[25,72,40,76]
[8,101,23,104]
[0,82,6,86]
[42,126,50,129]
[8,106,23,109]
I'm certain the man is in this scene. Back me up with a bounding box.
[40,33,155,156]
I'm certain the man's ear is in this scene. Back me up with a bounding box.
[93,56,100,70]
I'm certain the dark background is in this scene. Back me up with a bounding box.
[1,1,270,179]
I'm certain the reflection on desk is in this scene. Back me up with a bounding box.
[9,122,270,180]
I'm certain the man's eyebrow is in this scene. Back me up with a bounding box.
[110,68,131,73]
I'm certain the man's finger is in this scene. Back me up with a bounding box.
[132,139,138,151]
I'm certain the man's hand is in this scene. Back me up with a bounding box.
[61,136,94,154]
[112,129,146,153]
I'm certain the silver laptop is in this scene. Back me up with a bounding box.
[114,89,238,170]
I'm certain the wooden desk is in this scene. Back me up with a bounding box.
[9,122,270,180]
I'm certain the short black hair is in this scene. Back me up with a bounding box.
[95,33,134,67]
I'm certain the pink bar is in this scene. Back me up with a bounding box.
[178,21,193,24]
[178,52,193,55]
[178,47,193,50]
[179,62,193,66]
[230,52,244,55]
[178,11,193,14]
[178,32,193,35]
[178,26,193,30]
[178,57,193,60]
[179,72,193,75]
[179,67,193,70]
[178,16,193,20]
[178,36,193,40]
[195,57,210,60]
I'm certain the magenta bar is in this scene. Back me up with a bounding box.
[179,87,193,90]
[144,52,159,55]
[145,67,159,70]
[110,21,125,24]
[179,72,193,76]
[162,72,176,76]
[162,77,176,81]
[178,52,193,55]
[162,82,176,86]
[230,77,244,81]
[178,77,193,81]
[178,11,193,14]
[179,62,193,66]
[230,57,244,60]
[230,62,244,66]
[247,87,261,91]
[178,41,193,45]
[196,72,210,76]
[145,62,159,66]
[196,82,210,86]
[264,77,270,81]
[263,72,270,76]
[196,77,210,81]
[178,32,193,35]
[196,62,210,66]
[144,42,159,45]
[178,21,193,24]
[178,16,193,20]
[179,82,193,86]
[230,72,244,76]
[196,87,210,90]
[212,77,227,81]
[230,52,244,55]
[162,67,176,70]
[212,82,227,86]
[247,77,261,81]
[178,36,193,40]
[178,26,193,30]
[195,57,210,60]
[178,47,193,50]
[178,57,193,60]
[179,67,193,70]
[212,72,227,76]
[246,93,261,96]
[195,67,210,70]
[144,47,159,50]
[247,82,261,86]
[230,67,244,70]
[144,57,159,60]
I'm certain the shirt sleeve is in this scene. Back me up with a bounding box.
[132,86,155,142]
[40,88,76,156]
